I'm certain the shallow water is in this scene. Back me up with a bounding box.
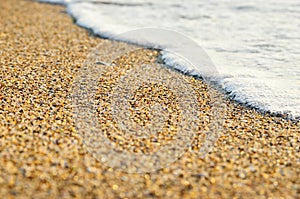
[41,0,300,119]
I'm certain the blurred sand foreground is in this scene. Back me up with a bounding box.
[0,0,299,198]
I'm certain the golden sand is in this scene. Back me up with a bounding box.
[0,0,299,198]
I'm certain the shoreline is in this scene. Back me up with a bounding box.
[43,0,299,122]
[0,0,299,198]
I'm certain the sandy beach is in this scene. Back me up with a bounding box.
[0,0,299,198]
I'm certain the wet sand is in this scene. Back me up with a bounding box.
[0,0,299,198]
